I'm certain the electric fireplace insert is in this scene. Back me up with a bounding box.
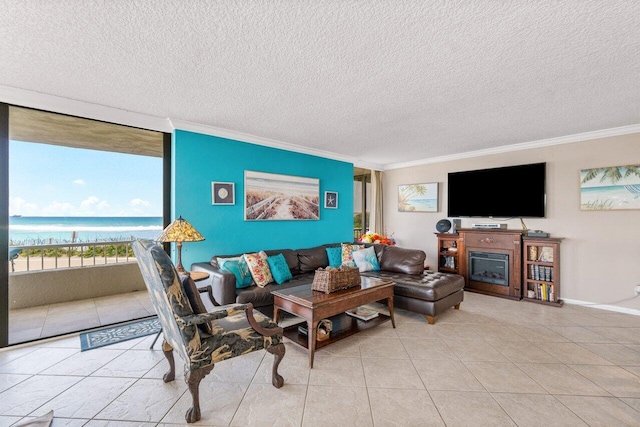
[468,251,509,286]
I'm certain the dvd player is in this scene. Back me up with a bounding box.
[471,223,507,229]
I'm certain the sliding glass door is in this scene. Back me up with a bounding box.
[2,104,170,347]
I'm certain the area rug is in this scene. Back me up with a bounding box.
[80,317,161,351]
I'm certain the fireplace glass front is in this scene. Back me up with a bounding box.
[468,251,509,286]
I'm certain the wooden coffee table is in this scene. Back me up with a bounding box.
[272,276,395,368]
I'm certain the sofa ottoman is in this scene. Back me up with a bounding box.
[360,270,464,324]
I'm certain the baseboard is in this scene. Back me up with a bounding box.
[562,298,640,316]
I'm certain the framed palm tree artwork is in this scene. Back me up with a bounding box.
[398,183,438,212]
[580,164,640,210]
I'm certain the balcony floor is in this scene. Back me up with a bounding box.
[9,290,155,345]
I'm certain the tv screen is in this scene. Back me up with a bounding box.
[447,162,546,218]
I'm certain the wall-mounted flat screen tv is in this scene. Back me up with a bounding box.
[447,162,546,218]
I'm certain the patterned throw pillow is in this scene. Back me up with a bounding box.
[267,253,293,284]
[351,246,380,272]
[341,243,364,267]
[326,246,342,268]
[243,251,274,287]
[218,256,253,288]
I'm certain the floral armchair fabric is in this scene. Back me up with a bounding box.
[132,239,285,423]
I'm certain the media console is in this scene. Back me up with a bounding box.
[437,228,523,300]
[437,229,563,304]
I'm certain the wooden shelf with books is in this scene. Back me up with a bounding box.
[522,237,563,307]
[436,233,463,275]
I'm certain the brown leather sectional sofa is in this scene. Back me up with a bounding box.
[191,243,464,324]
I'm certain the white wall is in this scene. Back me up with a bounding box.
[383,133,640,312]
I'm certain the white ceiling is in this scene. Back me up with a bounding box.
[1,1,639,170]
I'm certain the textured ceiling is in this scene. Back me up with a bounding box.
[1,1,639,169]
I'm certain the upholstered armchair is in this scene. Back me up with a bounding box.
[132,239,285,423]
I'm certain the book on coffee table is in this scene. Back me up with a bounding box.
[346,306,379,321]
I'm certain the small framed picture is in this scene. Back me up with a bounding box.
[324,191,338,209]
[212,182,235,205]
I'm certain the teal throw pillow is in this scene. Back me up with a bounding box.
[351,246,380,272]
[326,246,342,268]
[218,256,253,288]
[267,253,293,285]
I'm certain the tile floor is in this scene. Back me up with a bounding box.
[9,291,156,345]
[1,291,640,426]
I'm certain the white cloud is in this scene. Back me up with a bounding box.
[73,179,85,185]
[80,196,100,209]
[42,201,75,216]
[9,197,38,216]
[79,196,110,214]
[131,198,151,207]
[130,198,153,215]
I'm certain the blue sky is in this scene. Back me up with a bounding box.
[9,141,163,217]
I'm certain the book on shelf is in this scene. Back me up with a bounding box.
[536,283,555,302]
[538,246,554,262]
[346,306,379,321]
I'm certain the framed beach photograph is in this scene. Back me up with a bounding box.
[324,191,338,209]
[398,182,439,212]
[580,164,640,211]
[244,170,320,220]
[212,182,235,205]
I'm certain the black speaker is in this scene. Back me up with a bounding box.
[436,219,451,233]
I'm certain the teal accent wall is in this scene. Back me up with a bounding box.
[173,130,354,268]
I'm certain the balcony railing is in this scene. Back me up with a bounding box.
[11,232,368,272]
[9,240,135,272]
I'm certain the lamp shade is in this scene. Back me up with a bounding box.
[156,216,204,243]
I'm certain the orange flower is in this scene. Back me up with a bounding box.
[359,232,396,245]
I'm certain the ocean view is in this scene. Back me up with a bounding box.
[400,198,438,212]
[9,216,163,245]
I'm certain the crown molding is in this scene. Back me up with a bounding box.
[562,298,640,317]
[170,118,383,170]
[0,85,382,168]
[4,85,636,172]
[384,123,640,170]
[0,85,173,133]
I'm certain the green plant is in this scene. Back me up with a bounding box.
[582,165,640,184]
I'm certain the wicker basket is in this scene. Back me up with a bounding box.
[317,319,332,341]
[312,266,361,294]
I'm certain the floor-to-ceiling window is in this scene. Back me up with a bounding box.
[353,168,371,240]
[0,104,9,347]
[2,105,169,346]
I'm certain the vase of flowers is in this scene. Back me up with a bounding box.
[358,231,396,245]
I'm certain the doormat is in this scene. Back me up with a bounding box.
[80,317,161,351]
